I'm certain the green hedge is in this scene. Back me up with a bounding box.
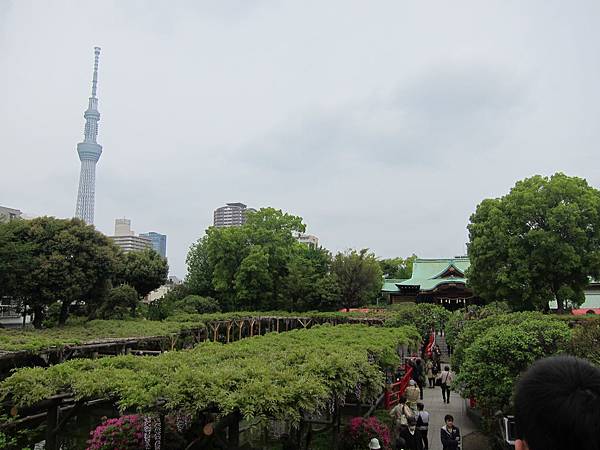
[1,325,420,424]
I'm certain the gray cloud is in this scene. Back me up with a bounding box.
[242,63,526,177]
[1,1,600,276]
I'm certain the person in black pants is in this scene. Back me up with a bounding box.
[440,414,460,450]
[439,366,453,404]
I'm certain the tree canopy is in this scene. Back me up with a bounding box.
[378,255,417,279]
[467,173,600,311]
[185,208,340,311]
[116,248,169,299]
[0,217,122,327]
[331,249,383,310]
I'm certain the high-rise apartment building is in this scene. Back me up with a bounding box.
[140,232,167,258]
[110,218,151,253]
[75,47,103,225]
[213,203,255,227]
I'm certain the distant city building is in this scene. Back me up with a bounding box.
[140,232,167,258]
[110,218,151,253]
[294,232,319,249]
[74,47,103,225]
[114,218,133,236]
[213,203,256,227]
[0,206,23,223]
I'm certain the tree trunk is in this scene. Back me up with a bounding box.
[58,300,70,326]
[32,305,45,329]
[556,297,564,314]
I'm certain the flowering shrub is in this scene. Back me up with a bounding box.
[340,416,391,450]
[87,415,144,450]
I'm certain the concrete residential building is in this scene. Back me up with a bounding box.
[213,203,255,227]
[74,47,103,225]
[140,232,167,258]
[110,218,151,253]
[0,206,23,223]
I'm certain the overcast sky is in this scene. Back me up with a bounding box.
[2,1,600,277]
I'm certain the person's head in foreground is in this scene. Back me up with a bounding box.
[368,437,381,449]
[514,355,600,450]
[444,414,454,430]
[407,416,417,432]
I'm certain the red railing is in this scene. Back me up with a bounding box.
[385,364,413,409]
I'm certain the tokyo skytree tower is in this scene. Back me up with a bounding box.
[75,47,103,225]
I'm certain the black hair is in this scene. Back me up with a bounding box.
[444,365,450,371]
[444,414,454,422]
[417,402,424,411]
[399,395,407,404]
[514,355,600,450]
[407,416,417,426]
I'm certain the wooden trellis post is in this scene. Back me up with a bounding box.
[226,321,233,343]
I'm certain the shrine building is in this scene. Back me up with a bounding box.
[382,257,481,310]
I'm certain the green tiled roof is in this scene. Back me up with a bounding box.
[383,257,470,293]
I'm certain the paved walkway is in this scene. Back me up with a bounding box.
[419,381,477,450]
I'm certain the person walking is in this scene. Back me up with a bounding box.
[405,380,420,412]
[425,359,435,388]
[414,359,425,400]
[440,414,460,449]
[438,365,453,404]
[390,395,413,432]
[399,416,424,450]
[416,402,430,450]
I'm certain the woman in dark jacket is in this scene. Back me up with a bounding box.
[440,414,460,450]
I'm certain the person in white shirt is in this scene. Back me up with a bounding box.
[438,366,454,404]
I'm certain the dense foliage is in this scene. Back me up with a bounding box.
[1,325,420,425]
[115,248,169,300]
[331,249,384,310]
[467,173,600,311]
[185,208,382,312]
[97,284,140,319]
[378,255,417,280]
[384,303,450,336]
[0,217,168,327]
[456,316,571,417]
[568,319,600,365]
[0,217,122,327]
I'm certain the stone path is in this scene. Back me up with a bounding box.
[419,380,477,450]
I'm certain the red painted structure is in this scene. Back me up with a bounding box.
[385,364,413,410]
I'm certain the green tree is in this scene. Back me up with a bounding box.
[0,217,121,327]
[185,208,307,311]
[379,254,417,279]
[234,245,274,309]
[467,173,600,312]
[117,248,169,305]
[173,295,221,314]
[98,284,139,319]
[282,246,339,311]
[456,317,571,425]
[331,249,383,310]
[185,236,214,296]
